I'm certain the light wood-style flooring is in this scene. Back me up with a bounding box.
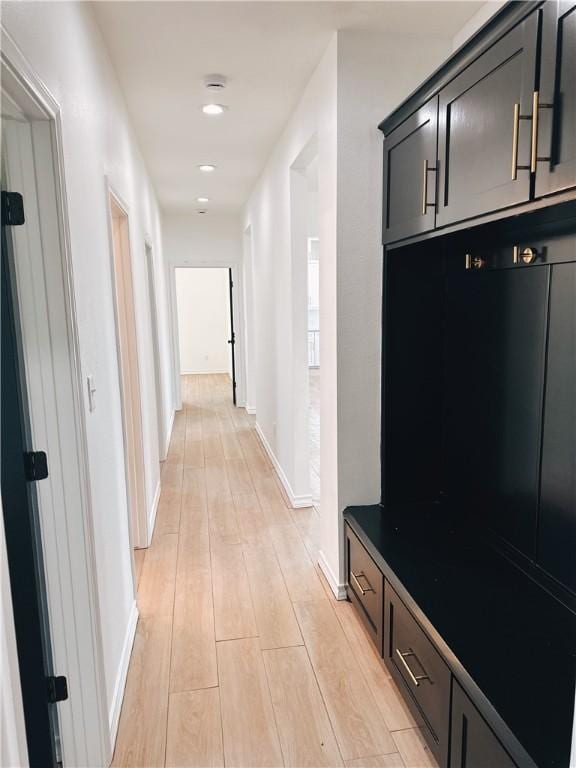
[113,374,437,768]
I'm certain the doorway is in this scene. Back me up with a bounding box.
[289,137,319,508]
[174,267,236,404]
[108,192,148,552]
[0,49,108,766]
[2,183,60,766]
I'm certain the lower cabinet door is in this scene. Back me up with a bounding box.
[345,524,384,653]
[450,681,517,768]
[384,585,451,766]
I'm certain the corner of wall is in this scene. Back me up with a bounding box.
[108,600,138,749]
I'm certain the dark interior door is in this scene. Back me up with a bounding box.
[228,268,237,405]
[443,263,549,557]
[1,199,59,766]
[437,11,538,227]
[535,0,576,198]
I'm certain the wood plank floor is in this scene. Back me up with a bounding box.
[113,374,437,768]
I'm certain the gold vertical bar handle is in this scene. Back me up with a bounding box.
[422,158,428,216]
[351,571,374,596]
[531,90,539,173]
[395,648,431,687]
[513,245,520,264]
[511,102,520,180]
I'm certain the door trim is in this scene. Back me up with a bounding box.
[144,238,167,460]
[168,260,247,410]
[0,28,109,766]
[106,182,149,551]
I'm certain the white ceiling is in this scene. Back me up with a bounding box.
[93,1,483,214]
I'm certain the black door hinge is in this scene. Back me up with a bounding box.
[1,191,25,226]
[24,451,49,481]
[47,676,68,704]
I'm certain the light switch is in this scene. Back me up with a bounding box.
[87,375,97,412]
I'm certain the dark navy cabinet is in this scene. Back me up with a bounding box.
[345,4,576,768]
[536,1,576,198]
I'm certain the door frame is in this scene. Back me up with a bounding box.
[168,260,247,410]
[106,183,149,551]
[0,30,109,766]
[287,136,318,508]
[144,237,167,460]
[228,267,237,405]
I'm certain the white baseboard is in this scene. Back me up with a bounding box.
[164,408,175,458]
[245,405,256,415]
[181,369,230,375]
[318,550,347,600]
[148,479,161,543]
[254,422,313,509]
[109,600,138,745]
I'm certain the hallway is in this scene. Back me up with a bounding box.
[113,375,436,768]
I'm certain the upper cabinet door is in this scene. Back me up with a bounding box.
[383,97,438,244]
[535,1,576,198]
[437,13,538,227]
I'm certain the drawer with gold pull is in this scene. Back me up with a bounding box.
[384,584,451,766]
[345,524,384,653]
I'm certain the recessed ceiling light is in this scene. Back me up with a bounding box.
[202,103,227,116]
[204,74,227,91]
[197,196,210,203]
[198,164,216,173]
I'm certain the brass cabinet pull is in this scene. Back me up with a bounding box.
[513,245,520,264]
[531,90,539,173]
[531,90,554,172]
[513,93,554,179]
[422,159,429,216]
[421,159,437,216]
[511,102,520,180]
[351,570,374,596]
[395,648,432,687]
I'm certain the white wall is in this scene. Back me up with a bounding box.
[175,268,231,375]
[452,1,506,51]
[1,1,172,748]
[243,37,338,521]
[331,30,454,575]
[242,30,456,593]
[164,213,242,267]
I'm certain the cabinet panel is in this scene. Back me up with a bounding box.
[384,585,450,766]
[536,1,576,197]
[383,98,438,243]
[444,264,549,558]
[538,261,576,593]
[345,524,384,652]
[450,681,517,768]
[437,13,538,227]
